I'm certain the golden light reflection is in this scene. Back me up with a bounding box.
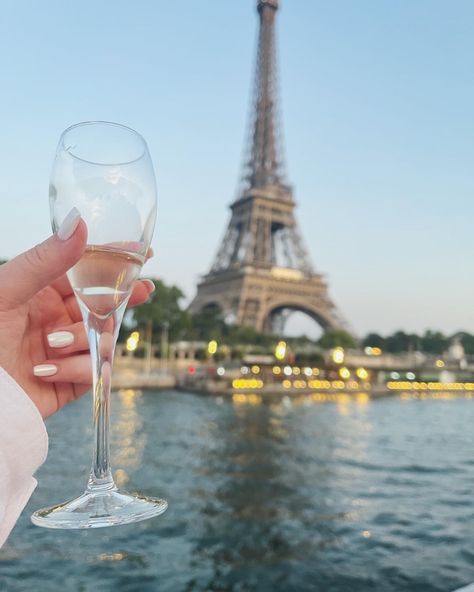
[435,359,445,368]
[400,391,474,400]
[114,468,129,488]
[97,553,126,562]
[232,393,262,405]
[113,389,146,470]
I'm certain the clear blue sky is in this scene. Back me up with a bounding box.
[1,0,473,337]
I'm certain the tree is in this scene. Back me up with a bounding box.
[457,332,474,355]
[132,279,190,342]
[420,330,449,354]
[362,333,385,348]
[318,329,356,350]
[188,304,226,341]
[383,331,416,353]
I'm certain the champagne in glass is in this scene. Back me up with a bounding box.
[31,121,167,529]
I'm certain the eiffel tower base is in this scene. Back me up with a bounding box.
[189,268,343,333]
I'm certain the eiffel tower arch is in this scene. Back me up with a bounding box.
[189,0,348,335]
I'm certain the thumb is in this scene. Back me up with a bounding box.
[0,208,87,310]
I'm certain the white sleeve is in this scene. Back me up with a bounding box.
[0,368,48,547]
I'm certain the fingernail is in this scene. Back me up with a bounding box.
[33,364,58,377]
[57,207,81,241]
[143,279,155,293]
[47,331,74,348]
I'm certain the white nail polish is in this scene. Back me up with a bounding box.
[47,331,74,348]
[57,207,81,241]
[33,364,58,377]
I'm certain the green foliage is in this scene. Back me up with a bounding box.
[294,351,324,366]
[362,333,385,348]
[318,329,357,350]
[188,305,226,341]
[458,332,474,355]
[133,279,190,342]
[384,331,419,353]
[420,330,449,354]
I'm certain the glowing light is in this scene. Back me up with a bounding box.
[435,359,445,368]
[388,381,474,391]
[217,367,225,376]
[390,372,400,379]
[207,340,218,355]
[274,340,287,361]
[241,366,250,375]
[303,367,313,377]
[282,379,291,389]
[365,346,382,356]
[126,331,140,352]
[283,366,293,376]
[356,367,369,380]
[272,366,281,375]
[232,378,264,390]
[312,368,320,376]
[251,365,260,374]
[339,367,351,379]
[292,367,301,376]
[187,366,196,375]
[332,347,344,364]
[406,372,416,380]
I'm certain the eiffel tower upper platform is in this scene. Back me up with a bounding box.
[189,0,346,333]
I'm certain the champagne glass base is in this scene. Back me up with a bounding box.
[31,489,168,529]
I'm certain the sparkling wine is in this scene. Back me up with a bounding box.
[69,245,144,317]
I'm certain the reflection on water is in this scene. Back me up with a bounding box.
[112,389,147,487]
[2,391,474,591]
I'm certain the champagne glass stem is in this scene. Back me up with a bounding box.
[81,301,127,492]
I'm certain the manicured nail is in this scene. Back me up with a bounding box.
[47,331,74,348]
[33,364,58,377]
[57,207,81,241]
[143,279,155,293]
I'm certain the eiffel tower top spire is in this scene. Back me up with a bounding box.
[241,0,287,193]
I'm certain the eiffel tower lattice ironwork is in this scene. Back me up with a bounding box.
[189,0,346,333]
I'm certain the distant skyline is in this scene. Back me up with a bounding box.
[1,1,473,336]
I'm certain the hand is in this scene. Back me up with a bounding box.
[0,213,154,419]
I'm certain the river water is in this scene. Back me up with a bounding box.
[2,390,474,592]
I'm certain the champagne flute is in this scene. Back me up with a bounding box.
[31,121,167,529]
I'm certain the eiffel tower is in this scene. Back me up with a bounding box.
[189,0,346,333]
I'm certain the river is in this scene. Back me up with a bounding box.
[2,390,474,591]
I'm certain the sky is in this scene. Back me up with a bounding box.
[0,0,473,337]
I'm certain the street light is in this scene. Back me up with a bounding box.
[126,331,140,352]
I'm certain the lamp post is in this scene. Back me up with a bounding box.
[161,321,169,374]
